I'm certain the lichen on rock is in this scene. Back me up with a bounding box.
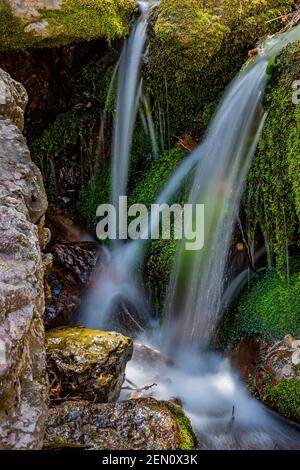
[46,326,133,403]
[44,398,197,450]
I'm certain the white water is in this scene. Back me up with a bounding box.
[78,14,300,448]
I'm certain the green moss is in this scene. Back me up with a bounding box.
[0,2,31,50]
[44,0,136,43]
[266,378,300,420]
[77,162,111,226]
[129,148,187,307]
[31,108,99,199]
[226,270,300,344]
[245,41,300,275]
[129,148,185,206]
[167,401,197,450]
[147,0,294,141]
[0,0,135,51]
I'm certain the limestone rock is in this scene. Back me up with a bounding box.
[46,327,133,403]
[44,398,197,450]
[24,20,51,38]
[9,1,62,21]
[0,68,27,131]
[0,69,48,449]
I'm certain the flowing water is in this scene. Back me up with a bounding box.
[112,1,151,240]
[78,7,300,448]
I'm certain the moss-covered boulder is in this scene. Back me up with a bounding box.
[147,0,294,139]
[44,398,197,449]
[0,0,136,50]
[46,327,133,403]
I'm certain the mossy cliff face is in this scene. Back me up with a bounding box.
[245,41,300,274]
[0,0,136,50]
[44,398,197,449]
[147,0,294,140]
[46,327,133,402]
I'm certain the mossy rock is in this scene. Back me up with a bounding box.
[44,398,197,449]
[245,40,300,274]
[147,0,294,140]
[266,378,300,421]
[222,270,300,345]
[46,327,133,403]
[0,0,136,51]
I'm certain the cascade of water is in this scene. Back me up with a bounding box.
[111,1,151,240]
[162,26,300,351]
[77,19,300,449]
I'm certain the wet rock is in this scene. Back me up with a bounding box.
[51,242,99,285]
[46,327,133,403]
[228,337,263,382]
[44,241,99,328]
[44,398,197,450]
[0,69,48,449]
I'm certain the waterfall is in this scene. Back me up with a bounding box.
[162,26,300,351]
[76,14,300,449]
[112,1,151,241]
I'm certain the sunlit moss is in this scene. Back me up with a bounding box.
[266,378,300,421]
[223,269,300,344]
[147,0,294,140]
[0,0,136,50]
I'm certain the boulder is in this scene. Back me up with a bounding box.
[0,0,136,50]
[51,242,99,285]
[254,335,300,422]
[46,327,133,403]
[44,398,197,450]
[0,68,48,449]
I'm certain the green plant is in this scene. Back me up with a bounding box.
[77,162,111,226]
[245,41,300,275]
[31,109,99,199]
[227,270,300,343]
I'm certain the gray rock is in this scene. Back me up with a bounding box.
[44,398,197,450]
[0,68,27,131]
[0,69,48,449]
[8,1,62,20]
